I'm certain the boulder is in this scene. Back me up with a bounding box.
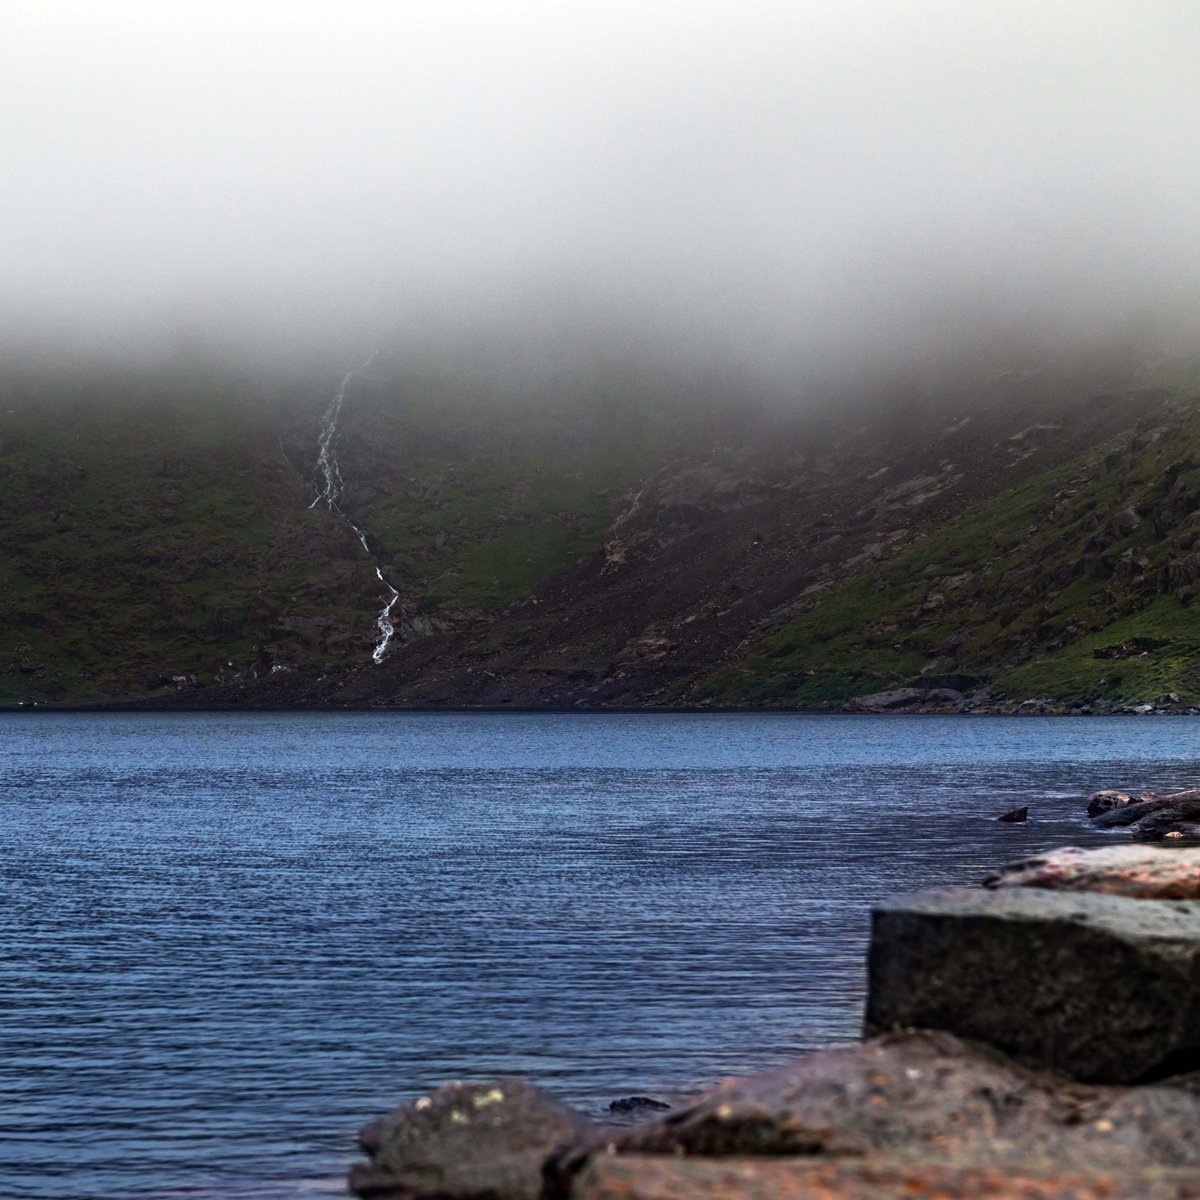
[865,887,1200,1082]
[986,845,1200,899]
[554,1030,1200,1187]
[1087,790,1137,817]
[1091,795,1173,828]
[1129,792,1200,841]
[350,1077,592,1200]
[1134,816,1200,842]
[1090,790,1200,831]
[997,805,1029,823]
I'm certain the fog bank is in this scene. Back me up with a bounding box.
[3,2,1199,380]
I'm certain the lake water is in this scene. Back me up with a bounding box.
[3,712,1198,1199]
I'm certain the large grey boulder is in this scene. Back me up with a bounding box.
[865,887,1200,1082]
[350,1077,592,1200]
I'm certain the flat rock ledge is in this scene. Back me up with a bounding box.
[986,844,1200,898]
[350,844,1200,1200]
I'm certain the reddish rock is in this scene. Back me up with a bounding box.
[573,1155,1200,1200]
[554,1030,1200,1187]
[986,845,1200,899]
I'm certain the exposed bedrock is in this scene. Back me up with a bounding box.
[556,1029,1200,1178]
[841,687,965,714]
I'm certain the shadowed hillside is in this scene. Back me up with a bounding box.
[4,348,1200,711]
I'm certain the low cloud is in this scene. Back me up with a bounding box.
[3,1,1198,381]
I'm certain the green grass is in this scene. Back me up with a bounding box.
[0,365,678,701]
[363,443,660,613]
[696,400,1200,708]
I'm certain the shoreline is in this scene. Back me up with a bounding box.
[348,842,1200,1199]
[4,700,1199,716]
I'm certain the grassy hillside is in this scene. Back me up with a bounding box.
[0,369,384,702]
[0,365,686,704]
[694,392,1200,710]
[7,353,1200,710]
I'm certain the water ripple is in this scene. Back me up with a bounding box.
[0,712,1190,1198]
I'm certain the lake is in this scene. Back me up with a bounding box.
[2,712,1197,1199]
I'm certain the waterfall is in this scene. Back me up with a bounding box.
[309,354,401,665]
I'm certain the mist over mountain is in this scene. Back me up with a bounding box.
[4,2,1199,386]
[6,4,1200,711]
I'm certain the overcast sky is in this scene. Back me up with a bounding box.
[3,1,1199,376]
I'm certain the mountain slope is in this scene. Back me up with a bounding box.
[4,352,1200,710]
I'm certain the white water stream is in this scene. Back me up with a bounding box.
[310,355,400,665]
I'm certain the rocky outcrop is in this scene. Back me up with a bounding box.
[1091,794,1173,827]
[557,1029,1200,1176]
[350,843,1200,1199]
[842,687,965,714]
[866,884,1200,1082]
[1086,789,1137,816]
[1132,790,1200,841]
[350,1030,1200,1199]
[1089,788,1200,839]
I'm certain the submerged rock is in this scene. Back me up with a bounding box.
[606,1096,671,1120]
[351,1077,592,1200]
[1088,789,1200,838]
[986,845,1200,899]
[997,805,1029,822]
[865,886,1200,1082]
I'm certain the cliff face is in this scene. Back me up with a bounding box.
[5,351,1200,709]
